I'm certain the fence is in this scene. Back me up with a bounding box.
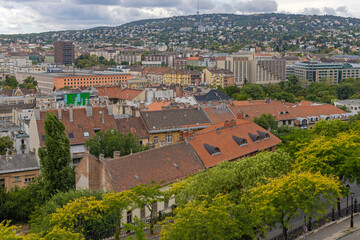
[269,200,358,240]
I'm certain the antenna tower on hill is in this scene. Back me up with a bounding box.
[197,0,200,15]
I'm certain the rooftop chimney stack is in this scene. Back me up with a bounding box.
[69,105,73,122]
[85,100,93,117]
[113,151,120,158]
[58,106,62,119]
[5,149,9,162]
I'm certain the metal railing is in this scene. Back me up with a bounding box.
[269,201,358,240]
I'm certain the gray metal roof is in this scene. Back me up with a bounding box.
[0,153,39,174]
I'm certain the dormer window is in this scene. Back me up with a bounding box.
[68,133,74,139]
[248,133,261,143]
[232,136,248,146]
[257,131,270,140]
[83,132,90,137]
[204,144,221,156]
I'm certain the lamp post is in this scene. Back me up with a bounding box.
[351,192,354,228]
[346,184,350,215]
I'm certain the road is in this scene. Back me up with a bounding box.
[340,229,360,240]
[264,182,360,239]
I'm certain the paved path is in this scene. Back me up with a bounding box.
[304,214,360,240]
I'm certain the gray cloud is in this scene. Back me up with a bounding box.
[74,0,120,5]
[236,0,278,13]
[121,0,181,8]
[301,6,350,16]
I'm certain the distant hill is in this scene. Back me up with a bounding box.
[1,13,359,51]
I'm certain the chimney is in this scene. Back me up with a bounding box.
[58,107,62,119]
[236,110,244,119]
[107,104,113,115]
[113,151,120,158]
[224,120,231,128]
[69,105,73,122]
[100,110,104,124]
[99,153,105,162]
[34,107,40,120]
[85,101,93,117]
[5,150,9,162]
[130,148,133,155]
[230,119,236,127]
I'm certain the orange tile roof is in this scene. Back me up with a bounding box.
[202,106,235,124]
[229,102,296,121]
[232,100,270,106]
[188,57,199,60]
[146,100,171,111]
[143,67,169,75]
[97,86,121,99]
[116,88,143,100]
[291,104,347,121]
[189,120,281,168]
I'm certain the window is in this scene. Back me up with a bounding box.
[73,158,81,165]
[282,120,286,125]
[164,200,169,209]
[41,135,46,141]
[154,136,159,144]
[94,129,100,134]
[140,206,146,219]
[288,120,291,125]
[14,176,20,182]
[152,203,158,216]
[0,179,4,188]
[68,133,74,139]
[83,132,89,137]
[24,177,34,183]
[165,135,172,143]
[126,210,132,223]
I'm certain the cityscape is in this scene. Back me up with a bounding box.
[1,1,360,239]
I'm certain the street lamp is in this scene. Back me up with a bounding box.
[351,192,354,228]
[346,184,350,215]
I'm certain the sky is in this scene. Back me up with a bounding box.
[0,0,360,34]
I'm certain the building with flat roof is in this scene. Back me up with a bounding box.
[16,70,131,94]
[54,41,74,66]
[293,62,360,84]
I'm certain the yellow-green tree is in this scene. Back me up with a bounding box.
[103,191,135,239]
[247,171,342,240]
[49,196,107,237]
[160,194,260,240]
[131,182,166,234]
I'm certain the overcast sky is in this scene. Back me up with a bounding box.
[1,0,359,34]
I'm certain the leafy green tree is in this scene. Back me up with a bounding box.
[272,92,295,102]
[239,84,265,99]
[270,125,296,143]
[253,113,277,130]
[336,83,355,100]
[288,74,299,85]
[176,150,293,205]
[312,119,349,137]
[19,76,37,91]
[132,182,166,234]
[0,136,13,155]
[49,196,107,238]
[248,171,342,240]
[161,194,259,240]
[231,93,248,100]
[4,76,18,89]
[30,189,105,233]
[84,130,148,158]
[38,112,75,199]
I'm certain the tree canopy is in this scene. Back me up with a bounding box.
[38,112,75,199]
[84,129,148,158]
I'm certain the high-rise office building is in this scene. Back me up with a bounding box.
[54,41,74,65]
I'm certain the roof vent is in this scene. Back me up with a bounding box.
[204,144,221,156]
[232,136,248,146]
[248,133,261,143]
[134,175,140,180]
[173,163,178,168]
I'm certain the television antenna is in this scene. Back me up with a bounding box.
[197,0,200,15]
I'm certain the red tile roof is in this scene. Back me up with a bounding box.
[115,117,148,139]
[189,120,282,168]
[116,89,143,100]
[145,100,171,111]
[229,102,296,121]
[105,142,205,192]
[97,87,143,100]
[36,107,116,147]
[291,104,347,123]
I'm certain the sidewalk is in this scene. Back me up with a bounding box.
[301,213,360,240]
